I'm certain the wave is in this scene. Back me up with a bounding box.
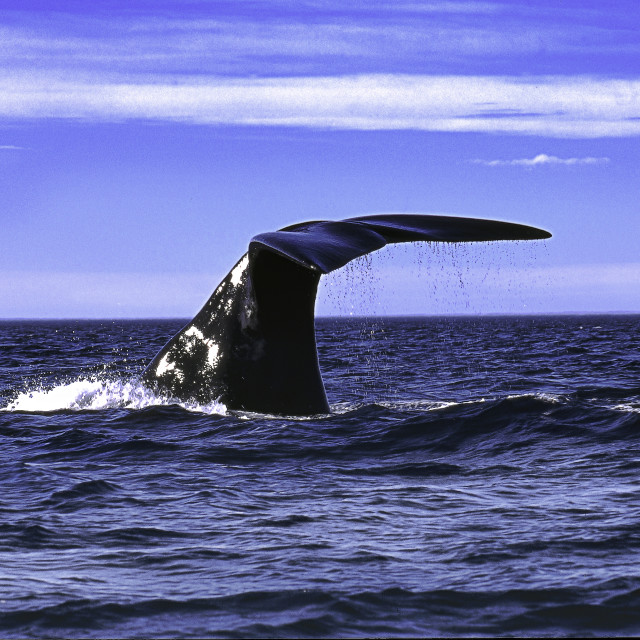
[2,371,630,429]
[3,382,639,461]
[3,582,640,638]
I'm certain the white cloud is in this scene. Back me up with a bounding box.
[472,153,611,166]
[0,144,27,150]
[0,73,639,138]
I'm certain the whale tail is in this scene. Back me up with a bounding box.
[143,214,551,415]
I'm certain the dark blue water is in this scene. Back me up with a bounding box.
[1,315,640,638]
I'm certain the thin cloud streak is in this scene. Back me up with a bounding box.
[1,73,639,138]
[2,4,638,78]
[472,154,611,166]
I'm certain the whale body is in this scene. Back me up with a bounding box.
[142,214,551,415]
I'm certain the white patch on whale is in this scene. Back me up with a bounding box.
[156,353,177,377]
[230,255,249,286]
[184,326,221,368]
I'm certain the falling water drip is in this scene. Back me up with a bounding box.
[315,236,551,404]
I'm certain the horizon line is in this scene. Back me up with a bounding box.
[2,311,639,322]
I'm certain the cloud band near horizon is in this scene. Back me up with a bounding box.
[2,73,640,138]
[4,261,640,317]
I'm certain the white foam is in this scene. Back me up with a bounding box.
[330,394,562,415]
[329,398,487,414]
[506,392,563,404]
[613,403,640,414]
[2,378,227,415]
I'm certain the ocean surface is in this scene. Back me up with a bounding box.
[1,315,640,638]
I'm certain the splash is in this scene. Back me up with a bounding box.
[2,377,227,415]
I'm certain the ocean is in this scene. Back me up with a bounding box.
[1,315,639,638]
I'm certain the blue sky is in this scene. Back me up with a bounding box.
[1,0,639,317]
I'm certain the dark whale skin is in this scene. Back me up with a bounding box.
[143,214,551,415]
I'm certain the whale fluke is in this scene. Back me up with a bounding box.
[142,214,551,415]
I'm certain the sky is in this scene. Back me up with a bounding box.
[1,0,639,317]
